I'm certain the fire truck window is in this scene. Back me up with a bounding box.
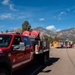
[12,36,22,50]
[0,35,11,47]
[13,36,22,45]
[23,36,30,47]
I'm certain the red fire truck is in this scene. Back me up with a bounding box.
[63,40,73,48]
[0,30,50,75]
[53,40,73,48]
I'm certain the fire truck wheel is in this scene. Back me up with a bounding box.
[47,51,49,60]
[0,69,9,75]
[44,53,48,63]
[39,52,49,64]
[44,51,49,64]
[37,54,46,64]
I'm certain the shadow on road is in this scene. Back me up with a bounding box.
[48,57,60,66]
[35,57,60,75]
[13,57,60,75]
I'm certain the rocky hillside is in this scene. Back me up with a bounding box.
[34,27,56,36]
[11,27,56,36]
[11,27,75,40]
[56,28,75,40]
[11,28,22,33]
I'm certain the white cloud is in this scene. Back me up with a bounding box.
[1,0,9,5]
[0,13,12,20]
[39,18,45,21]
[58,11,66,17]
[46,25,61,32]
[17,16,26,19]
[58,11,66,20]
[46,25,56,31]
[9,4,15,11]
[56,29,61,32]
[60,11,65,15]
[54,11,66,21]
[1,0,16,11]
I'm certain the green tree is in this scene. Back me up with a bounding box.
[22,21,31,32]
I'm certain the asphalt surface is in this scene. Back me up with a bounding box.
[38,47,75,75]
[13,47,75,75]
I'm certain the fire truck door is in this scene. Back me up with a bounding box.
[23,36,32,60]
[9,36,29,69]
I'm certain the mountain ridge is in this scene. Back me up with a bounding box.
[11,27,75,40]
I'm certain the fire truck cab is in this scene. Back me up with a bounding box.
[0,31,50,75]
[0,33,34,75]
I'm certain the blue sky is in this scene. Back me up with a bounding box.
[0,0,75,32]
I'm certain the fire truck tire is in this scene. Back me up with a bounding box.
[44,51,49,63]
[0,68,9,75]
[46,51,49,60]
[44,53,48,64]
[39,52,49,64]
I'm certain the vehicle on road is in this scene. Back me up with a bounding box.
[53,40,73,48]
[0,30,50,75]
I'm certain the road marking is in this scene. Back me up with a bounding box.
[31,65,43,75]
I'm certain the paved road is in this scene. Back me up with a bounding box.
[38,48,75,75]
[13,48,75,75]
